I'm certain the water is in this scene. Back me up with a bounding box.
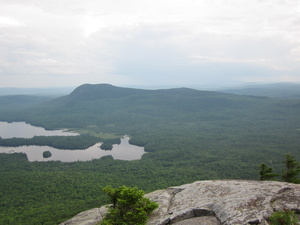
[0,121,79,138]
[0,136,145,162]
[0,122,146,162]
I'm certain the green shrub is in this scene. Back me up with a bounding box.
[101,185,158,225]
[268,209,299,225]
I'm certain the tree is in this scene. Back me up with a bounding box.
[282,154,300,184]
[100,143,113,150]
[259,163,278,181]
[42,151,52,158]
[101,185,158,225]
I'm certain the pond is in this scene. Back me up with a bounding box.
[0,122,146,162]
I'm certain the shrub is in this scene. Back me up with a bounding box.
[268,209,299,225]
[101,185,158,225]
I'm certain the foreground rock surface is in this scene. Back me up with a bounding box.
[60,180,300,225]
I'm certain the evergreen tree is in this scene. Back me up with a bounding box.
[259,163,278,181]
[282,154,300,184]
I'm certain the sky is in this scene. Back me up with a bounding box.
[0,0,300,89]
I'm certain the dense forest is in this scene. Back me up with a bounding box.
[0,83,300,224]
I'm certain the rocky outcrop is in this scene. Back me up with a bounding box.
[60,180,300,225]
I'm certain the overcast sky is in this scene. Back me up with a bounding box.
[0,0,300,89]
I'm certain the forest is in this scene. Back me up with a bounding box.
[0,83,300,224]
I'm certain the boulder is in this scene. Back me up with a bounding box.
[60,180,300,225]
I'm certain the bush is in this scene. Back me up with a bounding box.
[101,185,158,225]
[268,209,299,225]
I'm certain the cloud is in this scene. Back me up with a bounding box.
[0,0,300,88]
[0,16,23,27]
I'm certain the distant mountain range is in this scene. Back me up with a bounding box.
[1,82,300,98]
[220,83,300,98]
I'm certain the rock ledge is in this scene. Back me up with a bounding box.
[60,180,300,225]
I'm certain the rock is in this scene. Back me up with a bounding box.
[60,207,107,225]
[60,180,300,225]
[172,216,221,225]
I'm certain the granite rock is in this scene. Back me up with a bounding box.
[60,180,300,225]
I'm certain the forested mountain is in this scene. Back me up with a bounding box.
[0,83,274,129]
[1,83,300,224]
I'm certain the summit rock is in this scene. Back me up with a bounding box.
[60,180,300,225]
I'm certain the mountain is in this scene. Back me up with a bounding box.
[61,83,262,106]
[67,83,225,102]
[68,83,150,100]
[0,83,298,137]
[1,83,299,159]
[220,83,300,98]
[14,83,272,130]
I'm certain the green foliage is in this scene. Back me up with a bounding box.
[0,135,101,149]
[100,143,113,150]
[43,151,52,158]
[282,154,300,184]
[101,185,158,225]
[268,209,299,225]
[100,138,121,150]
[259,163,278,181]
[259,154,300,183]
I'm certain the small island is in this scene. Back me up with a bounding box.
[42,151,52,158]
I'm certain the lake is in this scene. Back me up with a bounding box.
[0,122,146,162]
[0,121,79,138]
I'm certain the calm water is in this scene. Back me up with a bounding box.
[0,122,145,162]
[0,121,79,138]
